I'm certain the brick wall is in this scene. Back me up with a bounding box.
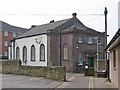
[0,31,2,56]
[48,31,105,72]
[48,33,74,72]
[2,31,19,58]
[1,60,66,81]
[73,33,105,72]
[61,33,74,72]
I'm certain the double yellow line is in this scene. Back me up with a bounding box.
[89,77,93,90]
[60,75,75,89]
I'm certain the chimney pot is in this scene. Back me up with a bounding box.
[31,25,37,28]
[50,20,54,23]
[72,13,77,17]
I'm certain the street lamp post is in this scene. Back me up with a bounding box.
[92,37,99,72]
[97,39,99,72]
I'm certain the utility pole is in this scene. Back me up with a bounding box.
[104,7,108,78]
[104,7,108,46]
[60,29,62,66]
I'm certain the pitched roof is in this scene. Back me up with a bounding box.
[17,18,72,39]
[16,15,104,39]
[0,21,27,33]
[106,29,120,50]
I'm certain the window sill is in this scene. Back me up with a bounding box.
[63,59,69,61]
[78,43,83,44]
[31,60,35,62]
[88,43,102,46]
[88,43,92,45]
[40,60,45,62]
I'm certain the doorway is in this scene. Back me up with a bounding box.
[88,57,94,67]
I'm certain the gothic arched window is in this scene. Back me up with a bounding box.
[31,45,35,61]
[40,44,45,61]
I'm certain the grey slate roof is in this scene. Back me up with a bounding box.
[17,18,72,38]
[0,21,27,33]
[62,25,104,35]
[16,16,104,39]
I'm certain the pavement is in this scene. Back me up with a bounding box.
[1,73,116,89]
[57,73,116,89]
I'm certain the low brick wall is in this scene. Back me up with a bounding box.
[1,60,66,81]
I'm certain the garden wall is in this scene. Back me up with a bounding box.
[1,60,66,81]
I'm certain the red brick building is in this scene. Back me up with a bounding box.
[47,13,106,72]
[0,21,27,59]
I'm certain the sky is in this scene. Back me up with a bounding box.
[0,0,119,43]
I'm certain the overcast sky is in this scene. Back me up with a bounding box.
[0,0,119,43]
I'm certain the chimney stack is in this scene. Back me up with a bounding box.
[31,25,37,28]
[50,20,54,23]
[72,13,77,17]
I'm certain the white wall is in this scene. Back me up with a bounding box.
[15,34,47,66]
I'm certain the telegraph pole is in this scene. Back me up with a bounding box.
[104,7,108,46]
[104,7,108,78]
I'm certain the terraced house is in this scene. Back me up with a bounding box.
[9,13,106,72]
[0,21,27,59]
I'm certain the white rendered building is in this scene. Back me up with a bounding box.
[9,34,47,66]
[9,17,70,66]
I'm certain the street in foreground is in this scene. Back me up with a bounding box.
[2,73,116,89]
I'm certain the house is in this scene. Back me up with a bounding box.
[0,21,27,59]
[106,29,120,89]
[9,13,106,72]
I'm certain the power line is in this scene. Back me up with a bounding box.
[86,14,104,23]
[0,13,103,16]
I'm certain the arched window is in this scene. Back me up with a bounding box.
[40,44,45,61]
[16,47,20,59]
[31,45,35,61]
[63,44,68,60]
[23,46,27,61]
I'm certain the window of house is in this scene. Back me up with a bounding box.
[98,38,101,44]
[4,52,7,56]
[113,50,116,67]
[4,31,8,36]
[13,32,16,37]
[10,46,12,59]
[23,46,27,61]
[40,44,45,61]
[88,37,92,44]
[63,44,68,60]
[78,53,83,65]
[31,45,35,61]
[16,47,20,59]
[4,41,8,46]
[78,36,83,43]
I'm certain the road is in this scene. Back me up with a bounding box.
[58,74,116,89]
[1,73,116,89]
